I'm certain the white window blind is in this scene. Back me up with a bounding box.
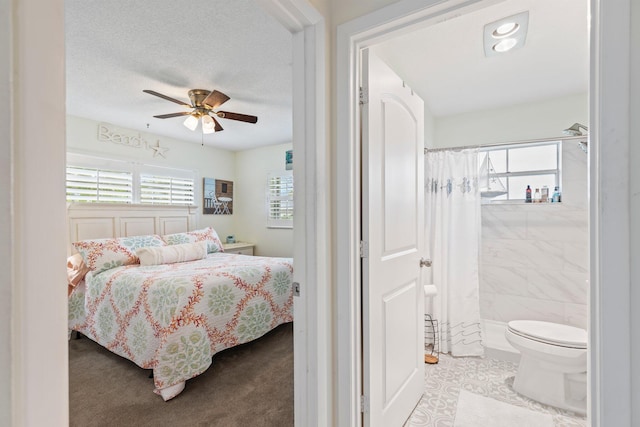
[267,172,293,228]
[66,166,133,203]
[67,153,196,206]
[140,174,195,205]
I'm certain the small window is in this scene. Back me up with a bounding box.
[267,172,293,228]
[140,174,195,205]
[66,166,133,203]
[479,141,560,201]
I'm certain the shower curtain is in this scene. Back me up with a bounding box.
[425,149,483,356]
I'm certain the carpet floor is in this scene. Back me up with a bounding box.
[69,323,294,427]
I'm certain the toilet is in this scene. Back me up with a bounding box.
[505,320,587,415]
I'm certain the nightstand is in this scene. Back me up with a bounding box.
[222,242,255,256]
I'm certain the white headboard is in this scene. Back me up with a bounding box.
[67,203,198,253]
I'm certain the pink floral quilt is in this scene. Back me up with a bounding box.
[68,253,293,398]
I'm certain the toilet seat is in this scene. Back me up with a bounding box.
[507,320,587,349]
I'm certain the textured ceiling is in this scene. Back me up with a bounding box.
[374,0,588,117]
[65,0,293,151]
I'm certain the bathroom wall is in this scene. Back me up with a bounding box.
[434,93,588,148]
[480,140,589,328]
[424,93,589,330]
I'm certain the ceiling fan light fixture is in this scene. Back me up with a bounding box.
[201,114,216,134]
[144,88,258,135]
[183,115,199,131]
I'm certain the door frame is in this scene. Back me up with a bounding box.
[9,0,328,426]
[258,2,328,425]
[336,0,633,426]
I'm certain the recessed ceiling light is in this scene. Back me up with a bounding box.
[483,11,529,57]
[492,22,519,38]
[493,38,518,53]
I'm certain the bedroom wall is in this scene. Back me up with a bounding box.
[234,143,294,257]
[66,116,294,256]
[434,92,588,148]
[66,115,236,239]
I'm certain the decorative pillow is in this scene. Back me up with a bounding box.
[73,234,166,274]
[67,253,90,287]
[137,241,207,266]
[161,227,224,254]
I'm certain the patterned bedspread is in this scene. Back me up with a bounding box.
[68,253,293,398]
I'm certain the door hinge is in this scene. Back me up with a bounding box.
[293,282,300,297]
[359,240,369,258]
[360,395,369,413]
[359,87,369,105]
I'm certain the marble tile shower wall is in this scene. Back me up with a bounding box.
[479,141,589,329]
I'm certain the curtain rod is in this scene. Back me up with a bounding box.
[424,135,587,153]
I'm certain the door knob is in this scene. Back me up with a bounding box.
[420,258,432,268]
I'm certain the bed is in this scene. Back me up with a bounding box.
[66,204,294,401]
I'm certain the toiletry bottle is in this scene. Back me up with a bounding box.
[526,185,532,203]
[552,186,560,203]
[534,188,541,203]
[541,186,549,203]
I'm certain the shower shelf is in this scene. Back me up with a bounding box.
[483,200,564,207]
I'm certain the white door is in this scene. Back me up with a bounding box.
[361,49,425,426]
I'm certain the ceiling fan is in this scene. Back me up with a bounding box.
[143,89,258,134]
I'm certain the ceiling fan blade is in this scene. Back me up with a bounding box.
[143,90,191,107]
[216,111,258,124]
[211,116,224,132]
[153,112,192,119]
[202,90,230,109]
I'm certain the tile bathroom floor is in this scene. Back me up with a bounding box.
[405,353,588,427]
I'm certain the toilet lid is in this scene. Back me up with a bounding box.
[508,320,587,349]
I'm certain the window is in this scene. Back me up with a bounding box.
[66,166,133,203]
[67,153,195,205]
[480,141,560,201]
[267,172,293,228]
[140,174,195,205]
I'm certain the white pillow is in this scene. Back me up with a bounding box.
[161,227,224,253]
[136,241,207,266]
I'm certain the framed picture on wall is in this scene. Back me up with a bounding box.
[285,150,293,170]
[203,177,234,215]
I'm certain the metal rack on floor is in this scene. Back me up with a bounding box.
[424,314,440,364]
